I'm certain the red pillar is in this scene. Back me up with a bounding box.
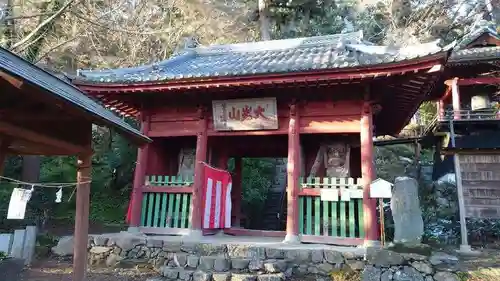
[129,114,151,228]
[451,78,461,120]
[284,103,300,243]
[191,107,208,233]
[360,102,379,243]
[73,151,92,281]
[232,157,242,227]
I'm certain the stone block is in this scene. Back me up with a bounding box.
[317,263,334,273]
[232,258,251,270]
[285,249,310,262]
[163,241,182,252]
[174,253,188,267]
[411,261,433,275]
[179,269,195,280]
[193,270,212,281]
[163,267,179,279]
[213,272,232,281]
[392,266,424,281]
[196,244,227,256]
[434,272,459,281]
[231,273,257,281]
[114,235,146,252]
[181,242,197,253]
[214,257,230,271]
[362,266,381,281]
[22,226,37,265]
[429,253,459,272]
[366,248,404,267]
[324,250,344,264]
[228,245,266,259]
[257,273,285,281]
[311,249,324,263]
[248,259,264,271]
[263,260,287,273]
[199,256,216,270]
[147,238,164,248]
[265,248,284,259]
[187,255,200,268]
[106,253,123,267]
[94,236,108,246]
[10,230,26,259]
[346,260,365,270]
[391,177,424,244]
[90,246,112,255]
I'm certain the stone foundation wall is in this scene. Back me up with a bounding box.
[82,234,462,281]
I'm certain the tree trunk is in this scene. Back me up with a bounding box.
[258,0,271,40]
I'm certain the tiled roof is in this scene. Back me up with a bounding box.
[76,31,448,84]
[0,47,150,144]
[455,23,499,49]
[449,46,500,63]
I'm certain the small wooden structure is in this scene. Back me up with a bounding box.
[0,47,150,281]
[72,31,450,245]
[422,24,500,250]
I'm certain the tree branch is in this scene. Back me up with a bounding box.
[10,0,78,50]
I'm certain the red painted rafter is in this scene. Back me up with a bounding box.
[74,56,446,94]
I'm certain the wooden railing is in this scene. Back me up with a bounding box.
[140,175,193,234]
[298,177,364,245]
[440,108,499,121]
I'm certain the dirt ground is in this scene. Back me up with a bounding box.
[19,258,157,281]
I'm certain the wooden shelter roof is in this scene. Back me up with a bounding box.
[0,47,151,148]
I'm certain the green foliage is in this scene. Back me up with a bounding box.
[0,251,7,261]
[329,267,361,281]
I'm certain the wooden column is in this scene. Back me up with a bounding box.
[232,157,242,227]
[191,107,208,233]
[73,152,92,281]
[451,78,461,120]
[284,102,300,243]
[129,113,151,228]
[360,102,379,243]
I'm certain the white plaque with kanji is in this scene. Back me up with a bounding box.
[212,97,278,131]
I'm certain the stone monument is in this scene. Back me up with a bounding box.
[391,177,424,244]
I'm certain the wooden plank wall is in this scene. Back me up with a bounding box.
[460,154,500,219]
[147,100,362,137]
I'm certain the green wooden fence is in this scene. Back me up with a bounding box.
[298,177,364,238]
[140,175,193,229]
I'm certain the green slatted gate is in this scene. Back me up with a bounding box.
[298,177,364,241]
[140,175,193,229]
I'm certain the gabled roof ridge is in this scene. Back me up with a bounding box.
[191,30,364,55]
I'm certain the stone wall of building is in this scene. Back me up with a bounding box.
[77,234,462,281]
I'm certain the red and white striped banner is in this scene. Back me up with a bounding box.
[202,163,232,229]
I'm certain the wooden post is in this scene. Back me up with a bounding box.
[191,107,208,234]
[360,102,379,244]
[451,78,461,120]
[232,157,242,227]
[129,113,151,228]
[73,152,92,281]
[284,102,300,243]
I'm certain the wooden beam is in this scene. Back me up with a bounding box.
[0,70,24,89]
[445,77,500,86]
[73,152,92,281]
[0,120,88,154]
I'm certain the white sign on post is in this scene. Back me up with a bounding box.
[7,188,33,220]
[370,178,393,199]
[320,189,338,201]
[212,97,279,131]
